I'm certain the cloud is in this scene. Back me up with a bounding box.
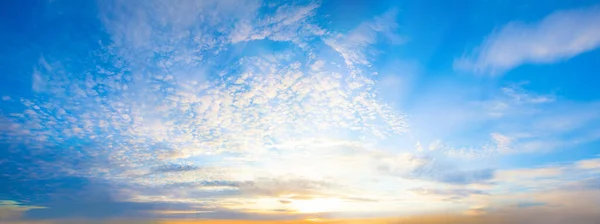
[464,206,488,216]
[567,177,600,190]
[3,0,405,188]
[10,0,600,221]
[486,157,600,201]
[404,80,600,158]
[0,201,46,221]
[229,2,323,44]
[410,188,488,199]
[376,152,495,185]
[237,177,334,198]
[494,167,563,183]
[0,153,175,221]
[484,102,600,155]
[400,83,544,158]
[151,164,202,174]
[576,157,600,169]
[100,0,259,49]
[0,0,415,219]
[455,5,600,74]
[394,156,600,218]
[433,169,494,185]
[324,9,403,67]
[278,200,291,204]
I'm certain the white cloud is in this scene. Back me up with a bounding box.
[487,157,600,197]
[324,9,403,67]
[10,0,600,219]
[229,2,323,44]
[310,60,325,71]
[576,158,600,169]
[494,167,563,183]
[1,1,413,216]
[455,5,600,74]
[427,157,600,219]
[31,69,45,93]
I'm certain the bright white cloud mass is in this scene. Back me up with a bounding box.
[1,0,600,223]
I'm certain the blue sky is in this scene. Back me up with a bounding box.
[1,0,600,222]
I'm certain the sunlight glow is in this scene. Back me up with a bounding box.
[292,198,342,213]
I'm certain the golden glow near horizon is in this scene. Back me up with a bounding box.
[290,198,341,214]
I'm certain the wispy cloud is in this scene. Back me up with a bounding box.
[403,79,600,158]
[324,9,403,67]
[230,2,324,44]
[455,5,600,74]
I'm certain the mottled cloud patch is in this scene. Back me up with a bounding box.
[0,0,412,219]
[230,2,324,44]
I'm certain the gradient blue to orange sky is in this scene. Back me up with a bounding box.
[1,0,600,223]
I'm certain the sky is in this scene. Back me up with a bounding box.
[1,0,600,223]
